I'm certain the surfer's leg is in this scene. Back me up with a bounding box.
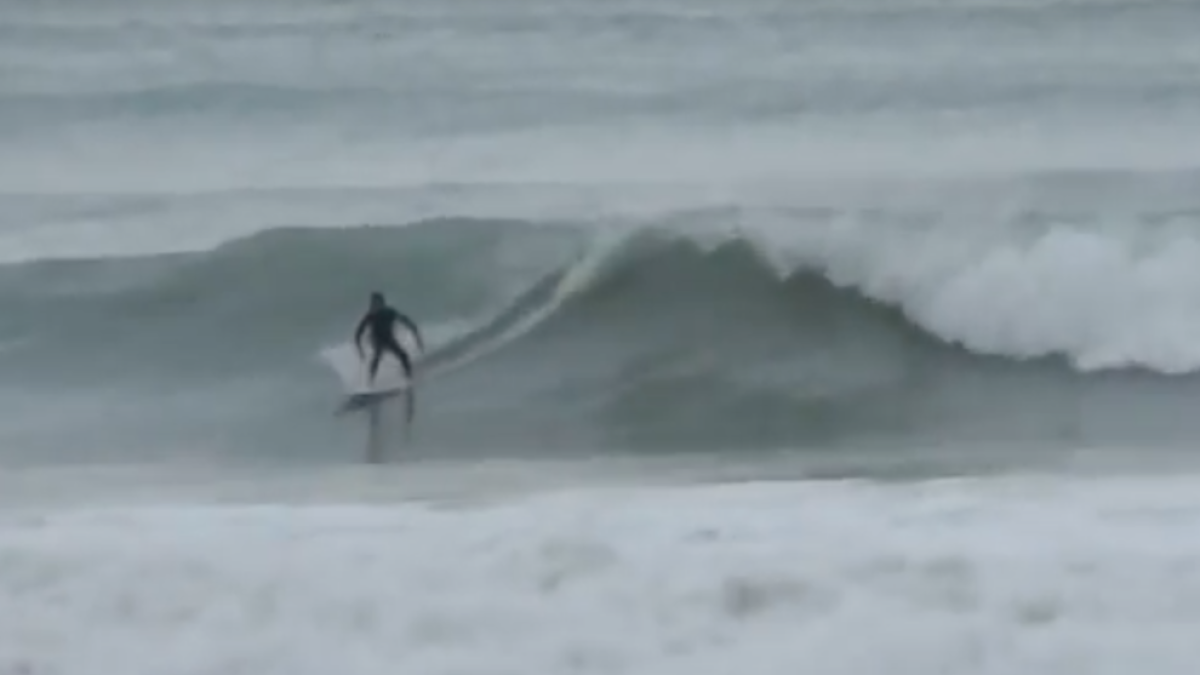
[397,346,413,379]
[382,339,413,379]
[368,346,385,382]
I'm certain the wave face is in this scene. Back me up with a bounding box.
[3,213,1200,465]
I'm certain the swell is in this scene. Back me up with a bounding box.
[0,84,396,115]
[0,219,581,383]
[1,216,1199,463]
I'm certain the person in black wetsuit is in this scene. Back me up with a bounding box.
[354,291,424,385]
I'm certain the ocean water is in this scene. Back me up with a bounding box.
[3,0,1200,672]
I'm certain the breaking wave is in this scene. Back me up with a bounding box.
[3,210,1200,462]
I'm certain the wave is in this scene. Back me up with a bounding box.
[3,212,1200,462]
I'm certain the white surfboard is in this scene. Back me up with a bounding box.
[337,375,412,413]
[319,327,422,415]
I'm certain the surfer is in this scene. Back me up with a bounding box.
[354,291,424,385]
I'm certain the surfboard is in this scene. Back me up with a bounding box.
[319,325,423,416]
[336,381,410,415]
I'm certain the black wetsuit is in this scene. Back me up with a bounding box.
[355,305,420,382]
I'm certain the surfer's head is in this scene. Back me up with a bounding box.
[369,291,385,308]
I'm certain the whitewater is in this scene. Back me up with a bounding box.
[4,0,1200,672]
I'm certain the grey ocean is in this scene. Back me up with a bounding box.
[2,0,1200,471]
[10,3,1200,674]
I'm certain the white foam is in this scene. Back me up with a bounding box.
[728,215,1200,374]
[3,474,1200,674]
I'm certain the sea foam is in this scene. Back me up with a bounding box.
[3,474,1200,675]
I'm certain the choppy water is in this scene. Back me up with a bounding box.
[8,3,1200,674]
[2,0,1200,468]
